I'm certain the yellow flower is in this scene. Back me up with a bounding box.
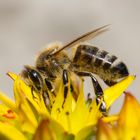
[97,92,140,140]
[0,72,135,140]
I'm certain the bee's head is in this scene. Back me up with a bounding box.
[21,65,43,93]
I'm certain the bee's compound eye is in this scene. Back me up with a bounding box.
[28,70,42,91]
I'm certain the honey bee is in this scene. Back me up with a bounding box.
[21,25,129,115]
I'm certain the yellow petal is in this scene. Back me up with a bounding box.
[51,80,75,133]
[75,125,96,140]
[96,120,117,140]
[86,76,135,126]
[0,104,10,116]
[7,72,18,81]
[102,115,118,123]
[104,75,135,109]
[0,122,27,140]
[87,98,102,126]
[0,104,17,124]
[17,78,49,116]
[5,72,136,139]
[57,90,73,132]
[117,92,140,140]
[33,119,72,140]
[0,92,16,111]
[13,77,39,133]
[70,82,89,134]
[51,81,64,119]
[8,72,49,116]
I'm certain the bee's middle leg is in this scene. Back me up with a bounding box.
[76,71,107,115]
[62,69,69,107]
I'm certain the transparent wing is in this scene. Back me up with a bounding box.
[52,24,110,55]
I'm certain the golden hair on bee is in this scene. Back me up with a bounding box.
[35,42,63,62]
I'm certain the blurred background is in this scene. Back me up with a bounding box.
[0,0,139,113]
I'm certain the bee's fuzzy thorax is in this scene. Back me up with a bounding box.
[34,42,63,62]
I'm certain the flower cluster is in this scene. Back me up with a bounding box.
[0,72,138,140]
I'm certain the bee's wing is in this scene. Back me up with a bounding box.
[52,24,110,55]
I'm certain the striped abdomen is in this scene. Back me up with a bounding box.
[71,44,129,84]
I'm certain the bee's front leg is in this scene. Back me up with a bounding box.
[45,79,56,97]
[44,79,56,109]
[76,71,107,116]
[31,86,38,100]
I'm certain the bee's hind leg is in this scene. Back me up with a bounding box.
[76,71,107,116]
